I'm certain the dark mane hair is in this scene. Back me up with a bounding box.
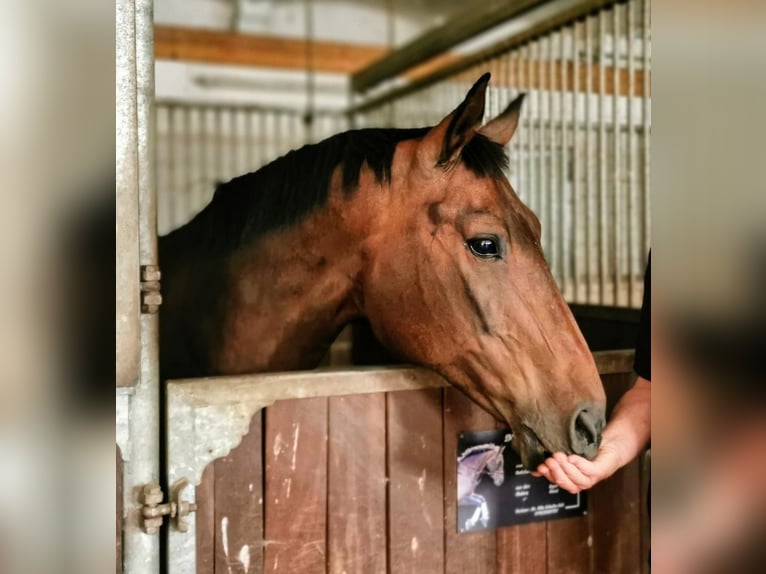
[160,127,508,253]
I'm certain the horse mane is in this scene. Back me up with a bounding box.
[160,127,508,253]
[458,443,501,462]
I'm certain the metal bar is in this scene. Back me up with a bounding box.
[612,4,621,306]
[351,0,548,92]
[246,110,254,170]
[116,0,140,389]
[585,15,593,303]
[154,98,339,116]
[536,41,544,229]
[548,33,556,284]
[627,0,636,307]
[215,107,224,184]
[559,27,568,299]
[229,106,238,176]
[572,21,581,301]
[183,106,192,221]
[598,9,608,304]
[642,0,651,265]
[348,0,622,113]
[195,107,206,211]
[167,106,177,230]
[526,43,535,217]
[126,0,162,573]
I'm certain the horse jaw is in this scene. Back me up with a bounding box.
[511,425,549,470]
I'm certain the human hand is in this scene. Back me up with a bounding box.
[531,443,623,494]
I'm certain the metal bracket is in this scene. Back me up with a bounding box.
[140,265,162,314]
[140,479,197,534]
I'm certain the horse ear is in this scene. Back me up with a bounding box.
[417,72,490,167]
[478,93,525,145]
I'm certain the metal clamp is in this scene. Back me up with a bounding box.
[140,265,162,314]
[140,479,197,534]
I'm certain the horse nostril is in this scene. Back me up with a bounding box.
[570,404,605,459]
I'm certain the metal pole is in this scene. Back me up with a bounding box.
[598,9,608,304]
[572,22,581,301]
[120,0,161,572]
[627,0,636,307]
[559,27,569,299]
[585,16,594,303]
[642,0,651,267]
[612,4,621,306]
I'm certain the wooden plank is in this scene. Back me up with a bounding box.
[214,413,263,574]
[546,513,592,574]
[496,411,546,574]
[264,398,328,574]
[443,388,497,574]
[155,26,459,78]
[387,389,445,574]
[589,457,641,574]
[496,523,547,574]
[327,394,387,574]
[196,460,216,574]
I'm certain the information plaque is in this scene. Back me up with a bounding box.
[457,429,587,533]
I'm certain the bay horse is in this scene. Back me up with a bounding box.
[457,444,506,530]
[159,73,606,469]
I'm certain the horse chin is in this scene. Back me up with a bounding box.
[512,425,550,470]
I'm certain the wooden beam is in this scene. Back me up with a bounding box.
[351,0,549,92]
[154,25,460,78]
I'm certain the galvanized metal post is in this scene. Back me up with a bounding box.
[118,0,161,573]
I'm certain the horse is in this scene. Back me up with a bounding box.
[158,72,606,469]
[457,444,506,530]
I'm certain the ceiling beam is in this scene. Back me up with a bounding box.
[154,26,460,78]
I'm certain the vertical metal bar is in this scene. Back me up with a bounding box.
[547,34,556,276]
[642,0,651,267]
[536,41,544,237]
[194,107,205,210]
[229,106,238,177]
[526,44,534,210]
[246,110,255,171]
[585,16,593,303]
[598,9,608,305]
[116,0,139,383]
[512,49,522,191]
[258,110,266,168]
[612,4,622,306]
[215,107,224,184]
[183,105,193,221]
[127,0,161,572]
[572,22,581,301]
[627,0,636,307]
[559,28,569,299]
[167,106,177,230]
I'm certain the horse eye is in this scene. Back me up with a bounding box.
[467,237,500,259]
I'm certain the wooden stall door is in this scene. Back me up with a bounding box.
[190,367,645,574]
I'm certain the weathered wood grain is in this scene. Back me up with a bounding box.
[264,398,328,574]
[497,522,547,574]
[214,414,263,574]
[443,388,497,574]
[327,394,387,574]
[387,389,445,574]
[195,461,215,574]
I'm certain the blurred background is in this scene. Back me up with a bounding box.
[0,0,763,572]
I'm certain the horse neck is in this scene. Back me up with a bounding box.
[160,173,379,378]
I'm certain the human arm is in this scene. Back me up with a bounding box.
[532,376,651,493]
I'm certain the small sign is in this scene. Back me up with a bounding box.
[457,429,587,533]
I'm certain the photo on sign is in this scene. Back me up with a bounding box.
[457,429,587,533]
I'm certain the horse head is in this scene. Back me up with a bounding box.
[360,73,606,469]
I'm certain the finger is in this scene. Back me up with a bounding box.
[545,459,580,494]
[569,453,613,480]
[553,457,593,490]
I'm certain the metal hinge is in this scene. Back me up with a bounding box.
[140,478,197,534]
[140,265,162,314]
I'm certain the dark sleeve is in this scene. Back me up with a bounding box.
[634,252,651,380]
